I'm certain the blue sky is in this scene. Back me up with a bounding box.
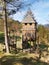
[10,0,49,24]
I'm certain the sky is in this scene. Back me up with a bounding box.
[10,0,49,24]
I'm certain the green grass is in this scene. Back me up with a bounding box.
[0,53,49,65]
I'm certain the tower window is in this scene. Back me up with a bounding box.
[25,23,27,25]
[30,23,32,25]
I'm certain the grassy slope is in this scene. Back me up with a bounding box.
[0,53,49,65]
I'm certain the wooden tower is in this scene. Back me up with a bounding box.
[22,9,37,49]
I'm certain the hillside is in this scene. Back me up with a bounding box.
[0,18,22,32]
[44,24,49,29]
[38,24,49,44]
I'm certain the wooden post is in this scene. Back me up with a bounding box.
[30,39,31,53]
[34,22,37,51]
[35,22,37,45]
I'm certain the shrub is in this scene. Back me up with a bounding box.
[0,32,5,44]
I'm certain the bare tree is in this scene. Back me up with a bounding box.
[3,0,23,53]
[3,0,9,53]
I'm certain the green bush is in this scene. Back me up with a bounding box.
[0,32,5,44]
[39,43,48,50]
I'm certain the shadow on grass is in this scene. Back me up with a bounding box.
[0,54,49,65]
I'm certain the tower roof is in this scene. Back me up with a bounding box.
[22,9,36,23]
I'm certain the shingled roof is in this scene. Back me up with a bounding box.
[22,9,36,23]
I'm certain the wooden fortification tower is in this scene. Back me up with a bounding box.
[22,9,37,49]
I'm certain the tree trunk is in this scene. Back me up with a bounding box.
[4,0,9,53]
